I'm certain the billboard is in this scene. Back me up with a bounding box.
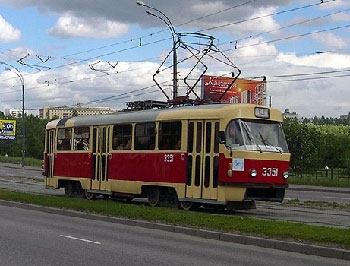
[0,120,16,140]
[201,75,267,105]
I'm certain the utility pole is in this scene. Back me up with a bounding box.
[1,62,25,167]
[136,1,178,99]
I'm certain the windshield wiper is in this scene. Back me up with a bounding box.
[241,121,262,153]
[259,132,268,146]
[259,132,282,154]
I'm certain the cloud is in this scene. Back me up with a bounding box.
[0,15,21,43]
[1,0,349,118]
[276,52,350,69]
[319,0,350,10]
[313,32,347,50]
[48,14,129,39]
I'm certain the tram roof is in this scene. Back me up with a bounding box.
[46,103,283,129]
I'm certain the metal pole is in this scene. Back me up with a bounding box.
[1,62,25,167]
[21,81,25,168]
[172,36,178,99]
[137,1,178,100]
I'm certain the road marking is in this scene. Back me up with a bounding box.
[59,235,101,245]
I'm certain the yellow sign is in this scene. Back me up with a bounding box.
[0,120,16,140]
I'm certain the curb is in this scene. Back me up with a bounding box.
[0,199,349,261]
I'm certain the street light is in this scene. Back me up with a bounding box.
[136,1,178,99]
[0,62,25,167]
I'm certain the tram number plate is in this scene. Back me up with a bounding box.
[262,167,278,177]
[164,154,174,163]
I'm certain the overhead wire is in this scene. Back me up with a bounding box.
[1,0,349,109]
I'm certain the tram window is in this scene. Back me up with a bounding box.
[159,121,182,150]
[188,122,194,153]
[112,124,132,150]
[205,122,212,153]
[186,155,193,186]
[57,128,72,151]
[73,127,90,150]
[195,155,201,186]
[204,156,210,188]
[226,120,244,147]
[213,156,219,188]
[135,123,155,150]
[214,122,219,153]
[196,122,202,153]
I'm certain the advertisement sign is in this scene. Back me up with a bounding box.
[0,120,16,140]
[201,75,267,105]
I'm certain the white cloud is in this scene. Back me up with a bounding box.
[319,0,350,10]
[0,15,21,43]
[241,7,280,33]
[313,32,347,50]
[331,10,350,22]
[276,52,350,69]
[1,0,349,119]
[48,14,129,39]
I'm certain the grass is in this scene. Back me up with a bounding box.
[0,189,349,250]
[288,174,350,188]
[0,156,42,167]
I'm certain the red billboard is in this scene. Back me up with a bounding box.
[201,75,266,105]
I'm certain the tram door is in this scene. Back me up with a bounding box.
[45,129,55,187]
[185,120,219,200]
[91,126,110,191]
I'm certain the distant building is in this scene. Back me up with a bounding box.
[282,109,298,120]
[39,105,115,119]
[339,112,350,120]
[4,109,27,118]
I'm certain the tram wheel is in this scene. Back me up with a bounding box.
[179,201,193,211]
[64,182,73,197]
[147,187,160,207]
[84,190,96,200]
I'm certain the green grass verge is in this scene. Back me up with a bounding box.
[0,190,349,249]
[289,175,350,188]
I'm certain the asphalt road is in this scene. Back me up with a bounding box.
[0,203,348,266]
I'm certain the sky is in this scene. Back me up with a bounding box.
[0,0,349,118]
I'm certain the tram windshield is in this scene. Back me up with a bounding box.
[225,119,289,153]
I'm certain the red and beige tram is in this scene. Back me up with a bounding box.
[43,103,290,210]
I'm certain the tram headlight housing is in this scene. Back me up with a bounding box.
[250,169,258,178]
[282,171,289,179]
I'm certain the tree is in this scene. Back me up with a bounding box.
[0,114,49,159]
[283,118,321,173]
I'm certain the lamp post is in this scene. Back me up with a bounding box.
[136,1,178,99]
[1,62,25,167]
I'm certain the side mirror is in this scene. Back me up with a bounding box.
[218,131,226,144]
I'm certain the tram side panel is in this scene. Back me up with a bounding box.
[53,152,93,178]
[108,152,187,196]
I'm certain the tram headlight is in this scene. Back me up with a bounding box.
[250,169,258,178]
[282,171,289,179]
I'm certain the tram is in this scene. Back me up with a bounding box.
[43,103,290,210]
